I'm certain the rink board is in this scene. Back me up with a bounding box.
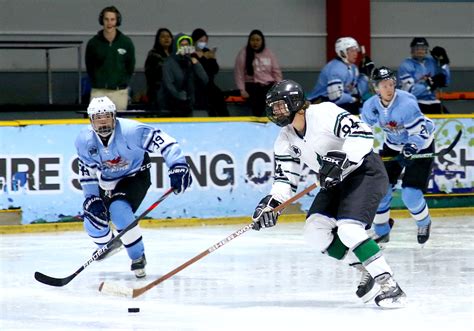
[0,115,472,224]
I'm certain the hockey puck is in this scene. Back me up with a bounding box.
[128,308,140,313]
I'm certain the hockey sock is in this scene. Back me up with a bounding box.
[353,238,381,264]
[374,222,391,236]
[416,217,431,227]
[326,234,349,260]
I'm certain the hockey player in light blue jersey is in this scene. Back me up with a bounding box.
[361,67,435,245]
[307,37,373,115]
[75,96,192,278]
[398,37,450,114]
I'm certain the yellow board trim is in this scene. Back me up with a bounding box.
[1,207,472,235]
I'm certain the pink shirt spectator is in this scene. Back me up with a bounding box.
[234,47,282,91]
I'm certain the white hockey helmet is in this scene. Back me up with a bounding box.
[335,37,360,62]
[87,96,116,137]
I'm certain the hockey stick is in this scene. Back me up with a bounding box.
[34,188,175,287]
[381,130,462,162]
[99,183,318,298]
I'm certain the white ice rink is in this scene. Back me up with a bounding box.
[1,216,473,331]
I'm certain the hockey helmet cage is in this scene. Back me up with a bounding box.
[87,96,117,137]
[265,80,305,127]
[335,37,359,60]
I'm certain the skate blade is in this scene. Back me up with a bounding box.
[134,269,146,278]
[376,295,407,309]
[361,283,381,303]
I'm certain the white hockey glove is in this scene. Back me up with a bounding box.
[252,195,282,231]
[318,151,351,190]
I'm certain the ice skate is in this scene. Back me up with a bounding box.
[371,218,394,246]
[353,264,380,303]
[374,273,406,308]
[96,238,123,261]
[417,221,431,245]
[131,254,147,278]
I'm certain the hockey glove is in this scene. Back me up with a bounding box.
[318,151,351,190]
[430,46,450,66]
[83,196,109,229]
[358,55,375,77]
[252,195,282,231]
[398,143,417,167]
[169,163,192,194]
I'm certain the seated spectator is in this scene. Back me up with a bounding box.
[398,37,451,114]
[191,28,229,116]
[144,28,173,109]
[158,33,208,117]
[307,37,373,115]
[234,29,282,116]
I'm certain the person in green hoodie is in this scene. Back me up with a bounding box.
[86,6,135,111]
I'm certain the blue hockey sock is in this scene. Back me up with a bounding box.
[374,222,391,236]
[416,216,431,227]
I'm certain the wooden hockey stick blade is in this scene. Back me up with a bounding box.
[99,183,318,299]
[382,130,462,162]
[34,188,174,287]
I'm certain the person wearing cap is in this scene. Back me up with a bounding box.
[398,37,451,114]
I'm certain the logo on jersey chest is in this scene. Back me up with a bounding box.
[384,120,404,133]
[290,145,302,157]
[104,156,129,172]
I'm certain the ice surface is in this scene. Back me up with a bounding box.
[1,216,473,330]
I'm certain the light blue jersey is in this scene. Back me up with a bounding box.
[361,89,435,152]
[75,118,186,197]
[307,58,369,104]
[398,56,450,101]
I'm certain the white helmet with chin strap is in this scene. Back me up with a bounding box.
[87,96,117,137]
[335,37,360,64]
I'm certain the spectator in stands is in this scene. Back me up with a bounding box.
[144,28,173,110]
[158,33,208,116]
[307,37,373,115]
[191,28,229,116]
[234,30,282,116]
[85,6,135,111]
[398,37,451,114]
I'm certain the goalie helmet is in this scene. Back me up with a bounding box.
[335,37,359,62]
[265,80,305,127]
[87,96,116,137]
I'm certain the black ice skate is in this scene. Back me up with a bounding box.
[374,273,406,308]
[417,221,431,244]
[372,218,395,245]
[96,237,123,261]
[131,254,147,278]
[353,264,380,303]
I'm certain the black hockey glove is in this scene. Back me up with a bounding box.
[83,196,109,229]
[252,195,282,231]
[358,55,375,77]
[169,163,192,194]
[429,73,446,90]
[430,46,450,66]
[318,151,351,190]
[398,143,417,167]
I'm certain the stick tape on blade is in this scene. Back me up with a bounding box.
[99,281,133,298]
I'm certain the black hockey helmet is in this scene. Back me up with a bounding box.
[371,66,397,87]
[410,37,429,48]
[265,80,305,127]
